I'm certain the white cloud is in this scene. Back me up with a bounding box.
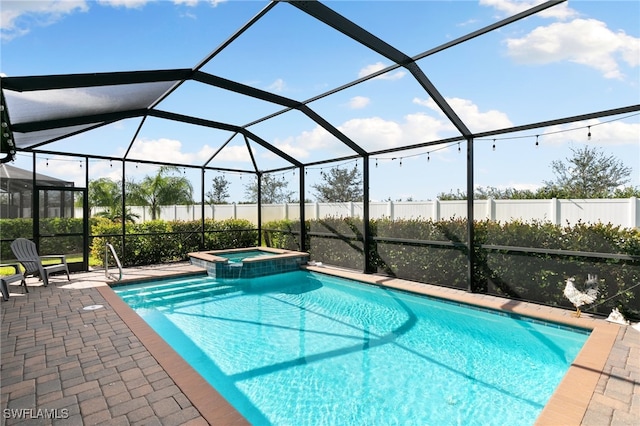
[87,160,123,182]
[267,78,286,93]
[197,144,252,162]
[479,0,577,21]
[541,120,640,146]
[348,96,370,109]
[337,112,452,151]
[505,19,640,80]
[272,126,335,159]
[36,156,86,186]
[276,112,455,159]
[125,138,253,164]
[1,0,88,40]
[97,0,150,9]
[358,62,406,81]
[457,18,479,28]
[413,97,512,132]
[271,138,314,160]
[339,117,404,150]
[174,0,227,6]
[0,0,223,40]
[128,138,193,164]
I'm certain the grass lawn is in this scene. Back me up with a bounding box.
[0,254,102,276]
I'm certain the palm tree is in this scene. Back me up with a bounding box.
[127,166,194,220]
[95,206,140,224]
[89,177,121,210]
[88,177,140,223]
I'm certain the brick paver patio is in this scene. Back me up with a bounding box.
[1,263,638,425]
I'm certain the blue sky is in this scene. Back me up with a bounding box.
[1,0,639,203]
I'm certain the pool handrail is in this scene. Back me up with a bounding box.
[105,242,123,281]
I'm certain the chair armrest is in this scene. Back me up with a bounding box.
[0,263,22,275]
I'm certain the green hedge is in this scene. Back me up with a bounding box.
[3,214,638,318]
[91,218,258,266]
[263,217,640,319]
[478,219,640,318]
[1,218,84,260]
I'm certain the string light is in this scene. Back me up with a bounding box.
[10,112,636,184]
[475,112,637,146]
[372,140,458,166]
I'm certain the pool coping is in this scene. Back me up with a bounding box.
[188,247,308,264]
[102,264,622,426]
[97,283,249,426]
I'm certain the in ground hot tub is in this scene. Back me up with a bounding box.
[189,247,309,279]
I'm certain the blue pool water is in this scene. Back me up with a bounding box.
[114,271,589,426]
[217,250,276,263]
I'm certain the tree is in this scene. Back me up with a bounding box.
[543,146,632,198]
[244,173,294,204]
[89,177,121,208]
[437,187,537,200]
[612,186,640,198]
[312,165,363,202]
[87,177,140,223]
[127,166,194,220]
[438,146,636,200]
[437,189,467,201]
[206,175,231,204]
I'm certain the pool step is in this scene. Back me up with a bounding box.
[117,279,243,307]
[118,278,215,299]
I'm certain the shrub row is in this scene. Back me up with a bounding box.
[264,217,640,319]
[1,217,258,266]
[3,215,638,318]
[0,218,84,259]
[91,218,258,266]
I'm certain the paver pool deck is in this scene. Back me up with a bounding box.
[1,262,638,425]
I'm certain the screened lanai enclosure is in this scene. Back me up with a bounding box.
[1,0,639,317]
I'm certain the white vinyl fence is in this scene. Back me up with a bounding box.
[88,197,639,229]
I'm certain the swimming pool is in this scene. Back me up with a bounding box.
[114,270,589,425]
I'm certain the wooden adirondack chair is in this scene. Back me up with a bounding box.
[10,238,70,287]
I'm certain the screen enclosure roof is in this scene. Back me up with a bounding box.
[1,0,638,175]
